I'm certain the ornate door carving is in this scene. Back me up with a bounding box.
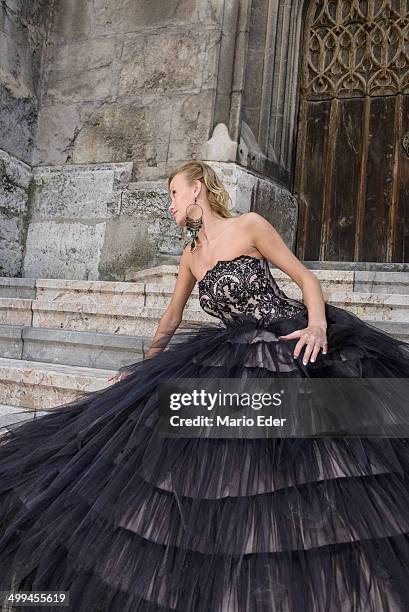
[293,0,409,262]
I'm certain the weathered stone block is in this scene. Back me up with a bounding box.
[50,0,93,42]
[0,325,23,359]
[71,102,147,165]
[104,181,182,275]
[0,357,114,409]
[0,297,32,326]
[0,277,36,299]
[21,327,146,369]
[35,278,145,305]
[23,220,106,280]
[22,163,132,280]
[118,29,219,96]
[0,0,49,161]
[92,0,222,35]
[46,37,115,104]
[29,164,126,220]
[33,103,81,165]
[0,150,32,276]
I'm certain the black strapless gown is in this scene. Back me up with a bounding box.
[1,254,409,611]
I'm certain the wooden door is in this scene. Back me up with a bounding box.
[293,0,409,263]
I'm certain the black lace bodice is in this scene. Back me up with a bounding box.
[198,255,308,329]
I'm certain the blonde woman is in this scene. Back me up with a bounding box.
[1,160,409,611]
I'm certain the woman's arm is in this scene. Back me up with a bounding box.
[109,246,196,382]
[146,309,182,359]
[147,246,196,357]
[246,212,328,364]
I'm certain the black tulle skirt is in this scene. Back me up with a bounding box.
[1,302,409,611]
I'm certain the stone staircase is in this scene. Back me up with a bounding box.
[0,264,408,429]
[128,264,409,340]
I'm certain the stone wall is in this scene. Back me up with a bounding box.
[0,0,51,163]
[0,0,302,280]
[33,0,224,182]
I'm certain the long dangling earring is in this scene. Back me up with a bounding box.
[183,199,203,252]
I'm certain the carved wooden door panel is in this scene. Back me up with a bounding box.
[293,0,409,263]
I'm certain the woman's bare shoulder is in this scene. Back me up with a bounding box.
[229,211,263,230]
[240,211,271,225]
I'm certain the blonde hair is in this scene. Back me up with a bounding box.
[167,160,234,219]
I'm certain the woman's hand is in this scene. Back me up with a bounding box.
[278,323,328,365]
[108,371,130,384]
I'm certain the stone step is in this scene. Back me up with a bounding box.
[325,292,409,322]
[125,264,178,284]
[0,277,147,304]
[30,296,409,333]
[0,292,407,339]
[126,265,409,295]
[353,271,409,295]
[35,278,146,305]
[0,357,116,409]
[0,325,24,359]
[0,325,149,369]
[0,404,49,435]
[0,314,407,374]
[0,297,32,325]
[303,261,409,272]
[0,277,36,299]
[127,265,357,289]
[29,302,210,336]
[143,277,409,310]
[127,259,409,275]
[1,270,409,310]
[368,321,409,342]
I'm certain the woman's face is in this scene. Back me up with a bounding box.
[168,173,200,227]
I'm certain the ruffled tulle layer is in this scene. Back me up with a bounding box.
[1,303,409,610]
